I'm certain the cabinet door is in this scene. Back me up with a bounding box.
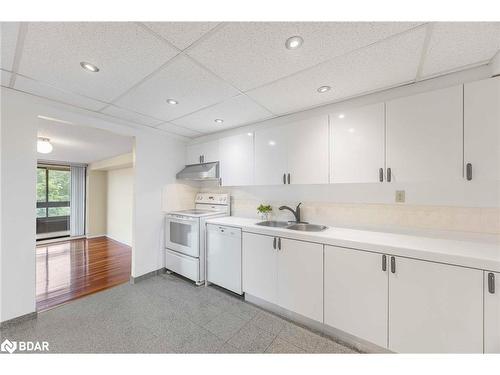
[254,125,288,185]
[219,133,254,186]
[287,116,329,184]
[330,104,385,183]
[242,232,277,303]
[389,256,483,353]
[386,85,463,182]
[324,246,388,348]
[200,140,219,163]
[484,271,500,353]
[464,77,500,181]
[186,143,204,165]
[277,238,323,322]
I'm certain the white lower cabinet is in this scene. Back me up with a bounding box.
[277,238,323,322]
[242,232,323,322]
[388,256,483,353]
[242,232,277,304]
[484,271,500,353]
[324,246,388,348]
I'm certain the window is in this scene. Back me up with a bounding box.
[36,166,71,218]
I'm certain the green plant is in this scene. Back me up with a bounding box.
[257,204,272,213]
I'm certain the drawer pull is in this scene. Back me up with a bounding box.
[382,254,387,272]
[390,256,396,274]
[488,273,495,294]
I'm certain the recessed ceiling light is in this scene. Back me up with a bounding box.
[268,140,276,146]
[214,119,224,124]
[247,132,253,136]
[285,36,303,50]
[37,137,53,154]
[338,114,345,119]
[317,86,331,93]
[166,99,178,105]
[80,61,99,72]
[348,128,355,133]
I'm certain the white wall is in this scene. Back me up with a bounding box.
[0,87,186,322]
[107,167,133,246]
[0,89,39,322]
[86,170,107,238]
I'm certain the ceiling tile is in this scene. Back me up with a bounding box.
[173,94,274,133]
[187,22,422,91]
[1,22,20,70]
[1,70,12,86]
[143,22,219,50]
[14,74,107,111]
[18,22,178,102]
[422,22,500,77]
[100,105,163,127]
[246,27,427,115]
[113,54,239,121]
[157,122,202,138]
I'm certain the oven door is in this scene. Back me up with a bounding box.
[165,215,200,257]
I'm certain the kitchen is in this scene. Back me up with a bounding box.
[0,4,500,372]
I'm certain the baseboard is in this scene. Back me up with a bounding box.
[129,268,166,284]
[104,234,131,247]
[86,234,107,239]
[244,293,391,354]
[0,311,38,329]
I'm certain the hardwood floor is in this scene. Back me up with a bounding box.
[36,236,131,311]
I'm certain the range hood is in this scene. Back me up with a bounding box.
[176,162,220,181]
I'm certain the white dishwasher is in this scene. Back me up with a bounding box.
[206,224,242,295]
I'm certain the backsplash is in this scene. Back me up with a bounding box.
[197,185,500,236]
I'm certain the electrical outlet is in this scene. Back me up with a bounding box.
[395,190,405,203]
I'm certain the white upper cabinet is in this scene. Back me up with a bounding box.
[330,103,385,183]
[186,139,219,165]
[464,76,500,181]
[286,116,329,185]
[388,256,483,353]
[254,124,289,185]
[324,245,388,348]
[484,271,500,353]
[386,85,463,182]
[254,115,329,185]
[219,132,254,186]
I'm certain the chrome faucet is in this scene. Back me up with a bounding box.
[279,202,304,223]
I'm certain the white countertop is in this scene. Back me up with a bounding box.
[206,216,500,272]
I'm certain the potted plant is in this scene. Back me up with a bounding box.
[257,204,272,221]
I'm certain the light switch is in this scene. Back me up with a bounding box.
[395,190,405,203]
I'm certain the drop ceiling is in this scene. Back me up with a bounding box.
[1,22,499,138]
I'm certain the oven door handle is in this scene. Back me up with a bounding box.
[166,216,199,224]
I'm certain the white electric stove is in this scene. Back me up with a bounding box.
[165,193,230,285]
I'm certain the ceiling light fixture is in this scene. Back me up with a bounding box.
[285,36,303,50]
[338,114,345,119]
[166,99,178,105]
[247,132,253,136]
[317,86,331,93]
[37,137,53,154]
[80,61,100,72]
[214,119,224,124]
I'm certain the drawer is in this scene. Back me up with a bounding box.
[165,250,200,283]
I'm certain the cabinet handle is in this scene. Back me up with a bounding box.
[273,237,277,250]
[390,256,396,274]
[382,255,387,272]
[283,173,286,184]
[387,168,392,182]
[466,163,472,181]
[202,155,205,163]
[199,155,202,163]
[488,273,495,294]
[379,168,384,182]
[287,173,291,184]
[278,237,281,250]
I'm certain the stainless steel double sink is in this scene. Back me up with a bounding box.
[255,220,327,232]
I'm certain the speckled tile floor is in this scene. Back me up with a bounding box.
[0,274,358,354]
